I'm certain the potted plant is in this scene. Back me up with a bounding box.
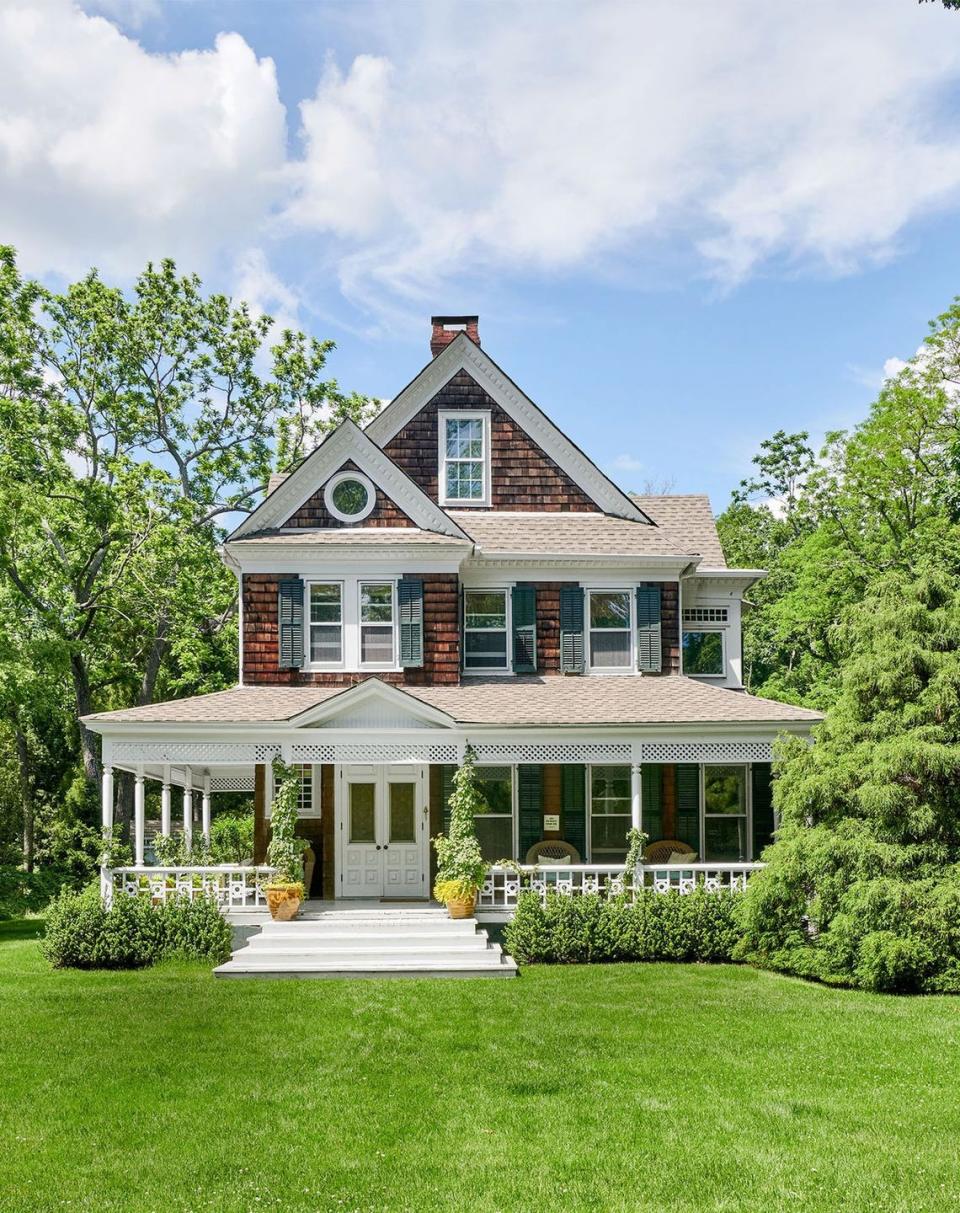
[433,747,488,919]
[264,761,308,921]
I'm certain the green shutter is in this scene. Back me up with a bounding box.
[641,764,663,841]
[559,584,584,674]
[636,584,662,673]
[512,584,537,673]
[561,764,586,860]
[278,578,304,668]
[751,763,775,858]
[398,577,424,668]
[518,765,543,859]
[441,765,456,833]
[676,764,700,851]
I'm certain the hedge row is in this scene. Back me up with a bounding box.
[41,885,233,969]
[504,888,742,965]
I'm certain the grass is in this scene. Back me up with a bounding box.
[2,928,960,1212]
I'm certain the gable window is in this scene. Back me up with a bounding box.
[683,630,724,677]
[359,581,395,666]
[463,589,509,672]
[588,590,632,671]
[309,583,343,665]
[589,765,631,862]
[323,469,375,523]
[703,765,748,861]
[439,411,490,506]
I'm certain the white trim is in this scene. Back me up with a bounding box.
[365,334,649,522]
[302,577,400,673]
[438,409,492,508]
[323,469,376,523]
[289,680,457,730]
[228,419,469,541]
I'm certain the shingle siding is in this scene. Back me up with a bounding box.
[283,460,415,529]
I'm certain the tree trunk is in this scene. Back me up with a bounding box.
[15,727,34,873]
[70,651,100,787]
[138,615,169,707]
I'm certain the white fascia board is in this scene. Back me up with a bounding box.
[365,334,651,523]
[290,681,456,729]
[464,553,696,571]
[225,550,467,576]
[686,569,767,592]
[227,419,469,541]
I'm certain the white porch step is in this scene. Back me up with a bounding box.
[215,908,516,979]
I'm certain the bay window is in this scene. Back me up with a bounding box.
[703,765,748,861]
[440,411,490,505]
[588,590,632,671]
[463,589,509,672]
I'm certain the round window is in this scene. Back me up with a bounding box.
[323,471,375,522]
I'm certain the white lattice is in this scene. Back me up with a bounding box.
[209,776,255,792]
[290,742,460,764]
[683,607,729,623]
[471,742,632,764]
[111,742,280,765]
[639,741,772,764]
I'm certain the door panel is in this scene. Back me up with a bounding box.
[337,768,427,898]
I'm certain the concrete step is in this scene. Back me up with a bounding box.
[298,910,452,923]
[215,956,518,979]
[236,941,493,958]
[256,923,479,939]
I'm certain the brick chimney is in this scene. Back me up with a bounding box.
[430,315,480,358]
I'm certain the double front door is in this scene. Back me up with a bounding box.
[336,765,428,899]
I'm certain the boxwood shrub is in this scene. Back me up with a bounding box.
[41,885,233,970]
[504,888,742,965]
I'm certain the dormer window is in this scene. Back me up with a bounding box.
[439,411,490,506]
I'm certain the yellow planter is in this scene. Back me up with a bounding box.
[266,886,302,921]
[445,893,477,920]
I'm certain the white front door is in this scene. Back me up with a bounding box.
[336,765,428,899]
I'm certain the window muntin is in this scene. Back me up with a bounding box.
[309,583,343,665]
[703,764,748,861]
[474,765,514,862]
[323,470,375,523]
[440,412,489,505]
[588,590,632,670]
[463,589,509,671]
[590,764,631,861]
[359,582,395,666]
[683,607,728,624]
[683,630,724,676]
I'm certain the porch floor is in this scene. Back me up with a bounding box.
[216,903,517,979]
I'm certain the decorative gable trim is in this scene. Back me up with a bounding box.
[227,420,470,541]
[289,679,456,730]
[365,333,652,523]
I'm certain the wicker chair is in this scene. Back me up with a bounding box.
[643,839,696,865]
[525,840,581,864]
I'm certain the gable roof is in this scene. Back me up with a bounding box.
[364,333,652,524]
[227,419,469,542]
[630,495,727,568]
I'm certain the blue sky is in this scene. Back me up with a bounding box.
[4,1,960,509]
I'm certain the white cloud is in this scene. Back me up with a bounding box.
[609,454,646,473]
[231,247,301,334]
[5,0,960,322]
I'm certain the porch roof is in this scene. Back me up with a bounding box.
[82,676,822,728]
[448,511,690,558]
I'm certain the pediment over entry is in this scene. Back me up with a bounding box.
[290,680,456,731]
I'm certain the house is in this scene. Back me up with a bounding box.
[84,316,820,911]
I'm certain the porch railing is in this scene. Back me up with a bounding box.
[478,862,764,912]
[104,865,277,910]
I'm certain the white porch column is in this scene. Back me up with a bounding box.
[631,763,642,833]
[101,765,114,837]
[183,767,193,854]
[201,774,211,845]
[160,781,171,836]
[133,770,145,866]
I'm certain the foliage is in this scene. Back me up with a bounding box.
[623,827,646,877]
[153,832,191,866]
[432,746,487,897]
[504,888,742,965]
[40,884,231,969]
[265,761,307,884]
[738,571,960,992]
[0,865,70,919]
[207,812,254,865]
[433,878,478,903]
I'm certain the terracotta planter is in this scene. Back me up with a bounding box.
[445,893,477,920]
[266,886,302,921]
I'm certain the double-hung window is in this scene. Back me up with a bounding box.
[309,583,343,665]
[589,765,632,861]
[474,766,514,861]
[359,581,395,667]
[463,589,509,672]
[703,765,748,861]
[588,590,633,671]
[439,411,490,505]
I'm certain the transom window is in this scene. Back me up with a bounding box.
[323,469,375,523]
[463,589,509,672]
[439,411,490,505]
[589,765,631,862]
[304,578,398,671]
[683,630,724,676]
[703,765,748,861]
[683,606,728,623]
[588,590,633,671]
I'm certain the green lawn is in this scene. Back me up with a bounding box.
[2,922,960,1212]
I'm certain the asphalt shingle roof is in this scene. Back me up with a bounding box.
[630,495,727,568]
[448,511,688,557]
